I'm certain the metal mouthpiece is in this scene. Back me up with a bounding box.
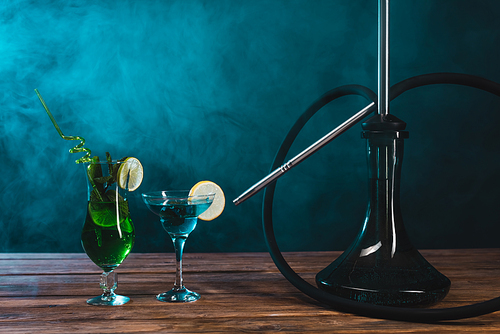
[233,102,376,205]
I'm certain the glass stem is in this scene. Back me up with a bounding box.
[171,235,187,291]
[100,271,117,300]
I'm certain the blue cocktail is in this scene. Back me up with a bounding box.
[142,190,215,302]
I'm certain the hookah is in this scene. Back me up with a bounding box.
[234,0,500,322]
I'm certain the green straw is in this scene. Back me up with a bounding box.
[35,89,92,164]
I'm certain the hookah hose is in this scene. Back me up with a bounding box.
[263,72,500,322]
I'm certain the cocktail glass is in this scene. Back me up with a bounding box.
[81,160,135,306]
[142,190,214,302]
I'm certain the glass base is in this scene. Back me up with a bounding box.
[316,268,450,307]
[86,294,130,306]
[316,248,451,307]
[156,287,200,303]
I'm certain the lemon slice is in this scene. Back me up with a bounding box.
[189,181,225,221]
[117,157,143,191]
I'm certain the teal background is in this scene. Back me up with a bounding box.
[1,0,500,253]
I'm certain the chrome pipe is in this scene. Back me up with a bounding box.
[233,102,376,205]
[378,0,390,116]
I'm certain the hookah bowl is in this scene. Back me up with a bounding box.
[316,114,451,306]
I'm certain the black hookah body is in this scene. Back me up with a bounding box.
[262,73,500,321]
[315,114,451,307]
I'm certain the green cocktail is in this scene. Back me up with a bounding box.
[81,158,137,306]
[81,201,135,272]
[35,90,143,306]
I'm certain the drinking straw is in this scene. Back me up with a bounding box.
[35,89,92,164]
[35,89,125,235]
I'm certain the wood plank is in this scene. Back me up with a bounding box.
[1,271,499,302]
[1,250,500,333]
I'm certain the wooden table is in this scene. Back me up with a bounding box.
[1,249,500,333]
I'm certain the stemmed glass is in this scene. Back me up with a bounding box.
[81,160,135,305]
[142,190,214,302]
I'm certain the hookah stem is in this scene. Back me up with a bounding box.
[378,0,390,116]
[34,89,92,164]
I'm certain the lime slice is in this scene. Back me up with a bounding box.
[88,198,128,228]
[117,157,143,191]
[189,181,225,221]
[89,202,117,227]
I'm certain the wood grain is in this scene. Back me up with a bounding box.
[1,250,499,333]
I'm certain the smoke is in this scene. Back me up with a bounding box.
[2,0,500,252]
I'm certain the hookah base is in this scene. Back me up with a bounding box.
[316,257,451,307]
[316,282,450,307]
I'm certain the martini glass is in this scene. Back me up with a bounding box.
[142,190,214,302]
[81,160,135,306]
